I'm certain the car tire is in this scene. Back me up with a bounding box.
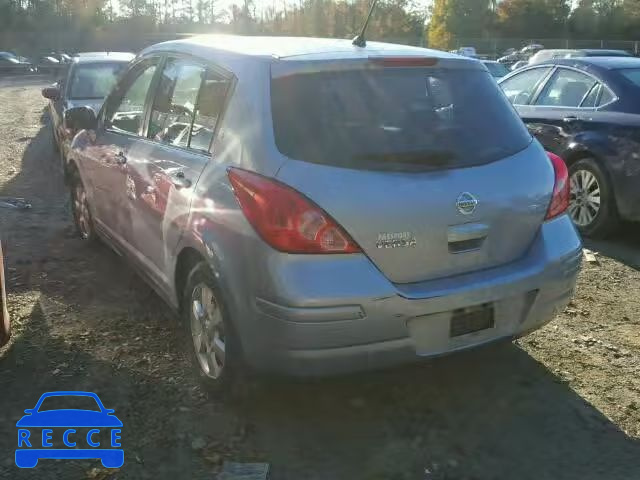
[568,157,619,238]
[69,168,97,243]
[182,261,246,396]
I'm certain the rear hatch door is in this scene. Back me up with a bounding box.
[271,58,554,284]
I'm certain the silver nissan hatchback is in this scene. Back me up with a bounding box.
[64,35,582,389]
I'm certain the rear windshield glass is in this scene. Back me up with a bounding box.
[271,67,532,170]
[69,62,125,100]
[584,50,631,57]
[618,68,640,87]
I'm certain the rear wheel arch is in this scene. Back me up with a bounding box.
[563,148,598,168]
[176,249,250,394]
[174,247,206,313]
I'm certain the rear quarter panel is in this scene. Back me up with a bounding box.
[562,113,640,221]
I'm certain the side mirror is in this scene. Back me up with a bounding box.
[64,106,97,132]
[24,409,33,414]
[41,86,60,100]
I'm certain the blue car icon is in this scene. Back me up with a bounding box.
[16,391,123,468]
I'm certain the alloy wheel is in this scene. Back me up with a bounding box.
[190,283,226,379]
[569,169,601,227]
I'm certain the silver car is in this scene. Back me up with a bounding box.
[42,52,134,174]
[64,35,582,389]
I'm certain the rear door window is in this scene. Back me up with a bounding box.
[535,68,597,107]
[500,67,552,105]
[598,86,615,106]
[581,84,601,108]
[271,67,532,170]
[148,58,229,152]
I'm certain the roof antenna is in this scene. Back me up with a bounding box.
[352,0,380,48]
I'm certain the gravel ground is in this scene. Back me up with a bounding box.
[0,80,639,480]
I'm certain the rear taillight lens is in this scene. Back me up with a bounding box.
[228,168,361,254]
[369,57,438,67]
[545,151,570,220]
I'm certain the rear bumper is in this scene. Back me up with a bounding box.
[237,215,582,376]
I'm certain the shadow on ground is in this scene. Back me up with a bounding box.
[0,90,639,480]
[585,223,640,271]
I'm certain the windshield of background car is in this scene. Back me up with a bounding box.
[37,395,101,411]
[69,62,125,100]
[485,62,509,77]
[271,67,532,170]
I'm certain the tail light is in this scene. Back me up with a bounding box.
[545,152,570,220]
[369,57,438,67]
[228,168,361,254]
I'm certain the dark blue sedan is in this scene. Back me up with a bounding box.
[499,56,640,237]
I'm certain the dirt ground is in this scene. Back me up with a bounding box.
[0,78,639,480]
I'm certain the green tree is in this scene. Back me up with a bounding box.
[496,0,570,37]
[427,0,452,49]
[569,0,598,37]
[427,0,496,49]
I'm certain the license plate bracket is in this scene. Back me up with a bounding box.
[450,303,495,337]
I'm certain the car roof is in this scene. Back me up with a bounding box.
[482,60,500,64]
[539,56,640,70]
[533,49,574,54]
[141,34,464,62]
[72,52,135,63]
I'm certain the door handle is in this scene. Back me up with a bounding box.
[563,116,579,123]
[114,151,127,165]
[447,223,489,243]
[170,171,192,189]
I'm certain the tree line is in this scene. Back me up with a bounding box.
[2,0,640,53]
[429,0,640,50]
[0,0,424,43]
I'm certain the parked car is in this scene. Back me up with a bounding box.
[499,57,640,237]
[37,56,61,75]
[0,241,9,347]
[450,46,477,58]
[42,52,134,175]
[498,52,522,65]
[510,60,529,71]
[64,35,582,389]
[529,49,632,65]
[482,60,510,79]
[73,51,134,58]
[520,44,545,55]
[0,55,36,75]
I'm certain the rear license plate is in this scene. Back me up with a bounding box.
[450,303,494,337]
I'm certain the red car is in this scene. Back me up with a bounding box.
[0,241,9,347]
